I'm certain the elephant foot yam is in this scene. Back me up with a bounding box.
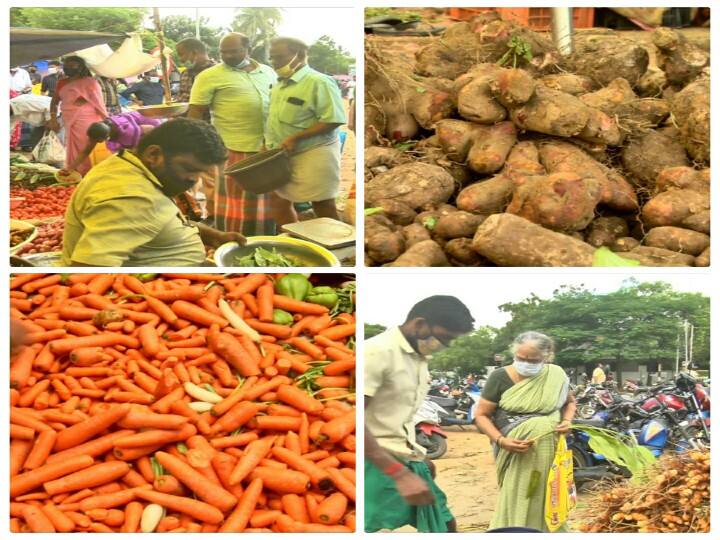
[373,199,417,226]
[579,78,635,114]
[507,172,602,231]
[611,236,641,253]
[621,130,689,188]
[403,223,432,247]
[509,86,589,138]
[623,246,695,267]
[445,238,484,266]
[671,78,709,163]
[409,89,455,129]
[388,240,449,267]
[365,146,408,169]
[504,141,545,176]
[564,31,649,87]
[366,230,406,264]
[578,108,623,146]
[695,247,710,267]
[435,211,487,239]
[472,213,596,267]
[601,171,639,212]
[644,226,710,256]
[457,72,507,124]
[456,174,513,215]
[652,27,710,86]
[490,68,536,107]
[415,204,459,229]
[681,210,710,235]
[586,217,630,247]
[656,166,709,193]
[436,119,485,163]
[366,163,455,210]
[467,121,517,174]
[642,189,709,228]
[539,73,595,96]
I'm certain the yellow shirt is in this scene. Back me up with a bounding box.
[591,367,607,384]
[62,151,205,267]
[365,327,430,461]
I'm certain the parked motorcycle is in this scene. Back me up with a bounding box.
[413,399,448,459]
[428,383,481,428]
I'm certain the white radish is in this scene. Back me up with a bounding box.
[218,298,262,342]
[183,382,223,403]
[188,401,215,412]
[140,503,164,532]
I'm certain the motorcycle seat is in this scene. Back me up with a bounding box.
[428,395,456,408]
[574,418,606,427]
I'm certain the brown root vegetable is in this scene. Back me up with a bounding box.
[579,78,635,113]
[490,68,536,108]
[506,172,602,231]
[366,230,405,264]
[578,108,623,146]
[636,66,668,97]
[434,211,487,239]
[373,199,417,226]
[622,246,695,267]
[656,167,709,193]
[436,119,484,162]
[539,73,595,95]
[403,223,432,247]
[456,174,513,215]
[467,121,517,174]
[444,238,484,266]
[585,217,630,247]
[366,163,455,210]
[681,210,710,235]
[509,86,589,138]
[621,130,689,188]
[365,104,386,146]
[384,113,420,142]
[415,204,459,226]
[695,247,710,267]
[652,27,710,86]
[611,236,641,253]
[365,146,408,169]
[644,227,710,256]
[564,31,649,87]
[642,190,709,228]
[408,89,455,129]
[539,141,638,212]
[456,65,507,124]
[472,213,595,266]
[504,141,545,175]
[671,78,709,163]
[388,240,449,267]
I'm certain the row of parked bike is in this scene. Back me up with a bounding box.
[414,371,710,480]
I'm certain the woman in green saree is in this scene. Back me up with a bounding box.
[475,331,576,531]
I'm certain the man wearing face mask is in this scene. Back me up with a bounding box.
[61,118,245,266]
[365,296,475,533]
[175,38,215,105]
[121,72,165,106]
[10,66,33,94]
[266,37,347,225]
[41,61,62,97]
[188,33,277,236]
[475,331,576,531]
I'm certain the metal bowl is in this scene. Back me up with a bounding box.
[214,236,340,268]
[131,103,189,118]
[10,219,37,255]
[12,251,63,267]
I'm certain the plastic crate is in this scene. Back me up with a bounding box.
[449,7,594,31]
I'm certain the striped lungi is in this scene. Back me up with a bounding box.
[214,150,276,236]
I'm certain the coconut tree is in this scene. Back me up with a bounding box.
[232,7,283,63]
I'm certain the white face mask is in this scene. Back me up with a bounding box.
[148,77,160,84]
[513,358,544,377]
[48,67,58,74]
[224,57,251,70]
[417,336,446,357]
[275,54,299,78]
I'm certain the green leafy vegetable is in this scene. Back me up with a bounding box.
[592,247,642,267]
[234,247,301,267]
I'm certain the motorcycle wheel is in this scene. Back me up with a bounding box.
[423,433,448,460]
[578,404,596,419]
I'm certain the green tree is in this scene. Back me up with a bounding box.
[493,281,710,374]
[232,7,283,63]
[308,35,353,75]
[11,7,147,34]
[430,326,497,375]
[161,15,225,60]
[364,324,387,340]
[10,8,29,27]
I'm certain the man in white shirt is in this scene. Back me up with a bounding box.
[365,295,475,533]
[10,67,33,94]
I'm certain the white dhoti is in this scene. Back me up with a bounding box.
[276,139,341,203]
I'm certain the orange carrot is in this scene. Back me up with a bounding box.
[43,461,130,495]
[78,488,139,511]
[245,319,293,339]
[228,437,275,485]
[249,467,310,494]
[318,410,355,443]
[282,493,311,523]
[319,323,356,341]
[112,423,197,448]
[273,295,330,315]
[46,430,134,464]
[42,501,75,532]
[276,384,324,414]
[53,404,130,451]
[257,283,275,322]
[207,332,260,376]
[254,415,303,432]
[23,430,57,470]
[327,468,356,502]
[272,447,333,489]
[219,477,263,532]
[316,492,348,524]
[22,505,56,532]
[121,501,143,532]
[288,336,327,360]
[226,274,267,299]
[171,300,228,328]
[11,455,94,497]
[134,490,224,524]
[10,423,35,440]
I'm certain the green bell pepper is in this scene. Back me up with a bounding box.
[305,286,339,308]
[275,274,312,300]
[273,309,295,326]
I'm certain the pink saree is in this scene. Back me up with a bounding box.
[58,77,107,175]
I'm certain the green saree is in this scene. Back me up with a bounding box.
[488,364,569,532]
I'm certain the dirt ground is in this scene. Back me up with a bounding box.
[395,428,593,532]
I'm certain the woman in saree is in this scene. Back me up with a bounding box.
[47,56,107,175]
[475,331,576,531]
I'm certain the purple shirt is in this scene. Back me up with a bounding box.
[106,111,162,152]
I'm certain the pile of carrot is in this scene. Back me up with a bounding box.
[10,273,356,533]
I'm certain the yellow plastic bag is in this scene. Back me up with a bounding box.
[545,434,576,531]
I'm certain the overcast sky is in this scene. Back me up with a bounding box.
[364,272,712,328]
[152,7,358,57]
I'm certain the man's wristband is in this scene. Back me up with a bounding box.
[383,461,405,477]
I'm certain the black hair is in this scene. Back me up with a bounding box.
[49,60,61,67]
[136,118,227,165]
[177,38,207,54]
[62,55,91,77]
[405,295,474,333]
[272,37,309,57]
[87,121,111,141]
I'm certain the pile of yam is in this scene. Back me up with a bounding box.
[365,12,710,267]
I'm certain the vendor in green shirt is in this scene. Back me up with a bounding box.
[266,37,347,225]
[62,118,246,266]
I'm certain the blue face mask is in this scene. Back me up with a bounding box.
[513,358,544,377]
